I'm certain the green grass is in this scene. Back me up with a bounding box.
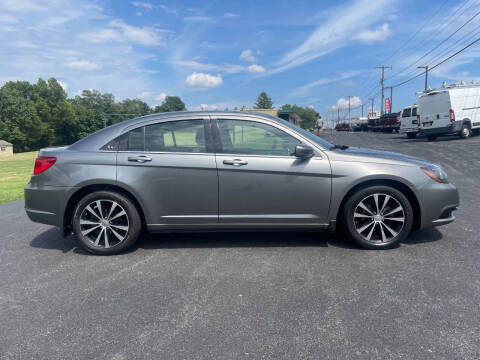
[0,152,37,205]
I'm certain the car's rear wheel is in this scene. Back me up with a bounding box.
[342,186,413,249]
[427,135,437,141]
[73,191,142,255]
[407,132,416,139]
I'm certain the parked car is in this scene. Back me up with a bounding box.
[335,123,353,131]
[419,82,480,141]
[25,111,459,254]
[400,105,419,139]
[379,112,401,133]
[353,117,369,131]
[367,116,380,131]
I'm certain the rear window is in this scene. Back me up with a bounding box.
[412,107,417,116]
[402,108,411,117]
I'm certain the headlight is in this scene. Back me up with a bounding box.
[421,166,448,183]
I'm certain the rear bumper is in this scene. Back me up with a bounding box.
[24,183,73,228]
[421,122,462,136]
[401,128,419,133]
[417,182,459,229]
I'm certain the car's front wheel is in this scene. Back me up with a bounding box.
[72,191,142,255]
[342,186,413,249]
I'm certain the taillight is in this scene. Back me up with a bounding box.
[396,116,400,123]
[449,109,455,122]
[417,114,420,126]
[33,157,56,175]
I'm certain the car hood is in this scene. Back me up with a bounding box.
[327,146,434,167]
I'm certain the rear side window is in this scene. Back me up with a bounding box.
[145,119,206,153]
[118,127,145,151]
[402,108,411,117]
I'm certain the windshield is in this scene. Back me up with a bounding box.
[272,116,334,150]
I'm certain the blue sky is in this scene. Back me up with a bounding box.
[1,0,480,118]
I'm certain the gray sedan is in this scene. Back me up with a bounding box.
[25,111,459,254]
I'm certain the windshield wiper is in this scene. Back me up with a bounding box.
[331,144,349,150]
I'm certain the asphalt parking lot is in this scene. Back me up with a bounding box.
[1,131,479,359]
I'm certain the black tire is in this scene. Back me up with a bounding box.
[407,132,417,139]
[341,185,413,249]
[72,190,142,255]
[427,135,437,141]
[459,123,471,139]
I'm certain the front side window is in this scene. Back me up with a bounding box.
[217,119,301,156]
[145,119,206,153]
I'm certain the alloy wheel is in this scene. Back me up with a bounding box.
[353,193,405,243]
[79,199,129,248]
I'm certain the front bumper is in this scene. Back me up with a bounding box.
[417,181,459,229]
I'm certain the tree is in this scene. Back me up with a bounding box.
[0,81,44,152]
[254,92,273,109]
[280,104,319,129]
[113,99,151,123]
[153,96,186,113]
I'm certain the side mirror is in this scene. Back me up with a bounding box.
[295,144,314,158]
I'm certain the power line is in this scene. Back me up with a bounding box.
[382,0,451,64]
[391,35,480,88]
[388,8,480,81]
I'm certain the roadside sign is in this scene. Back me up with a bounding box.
[385,98,391,114]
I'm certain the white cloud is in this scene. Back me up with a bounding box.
[131,1,153,10]
[138,91,152,99]
[331,96,362,110]
[292,71,362,96]
[271,0,391,74]
[176,60,266,75]
[223,12,238,18]
[0,0,168,101]
[185,72,223,88]
[183,16,212,22]
[247,64,266,73]
[239,49,256,62]
[83,20,165,46]
[156,92,167,101]
[0,0,45,12]
[58,80,68,91]
[66,60,101,71]
[354,23,391,43]
[198,104,218,110]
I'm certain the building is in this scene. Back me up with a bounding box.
[0,140,13,156]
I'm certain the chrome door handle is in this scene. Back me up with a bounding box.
[223,159,248,166]
[128,155,152,163]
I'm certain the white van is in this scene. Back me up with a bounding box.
[419,82,480,141]
[400,104,419,138]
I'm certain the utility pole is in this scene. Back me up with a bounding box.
[375,65,392,115]
[417,65,429,91]
[368,97,374,118]
[361,103,364,117]
[347,96,353,126]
